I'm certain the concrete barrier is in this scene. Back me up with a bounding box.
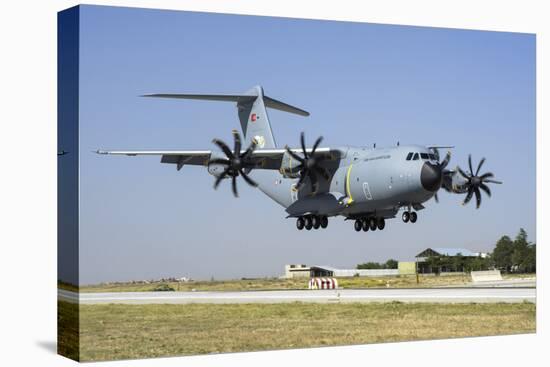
[471,270,502,283]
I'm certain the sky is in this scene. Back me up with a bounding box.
[75,5,535,284]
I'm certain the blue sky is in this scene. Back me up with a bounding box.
[76,5,535,284]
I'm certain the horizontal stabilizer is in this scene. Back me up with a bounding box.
[142,92,309,116]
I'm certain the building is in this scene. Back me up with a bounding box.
[415,247,488,274]
[284,264,399,278]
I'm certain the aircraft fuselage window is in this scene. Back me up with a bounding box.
[413,153,419,160]
[406,152,413,160]
[420,153,429,160]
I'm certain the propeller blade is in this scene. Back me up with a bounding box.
[463,187,474,205]
[480,172,494,180]
[231,176,238,197]
[440,151,451,170]
[232,130,242,155]
[311,135,323,155]
[484,179,503,184]
[309,172,319,193]
[457,167,470,180]
[475,157,486,176]
[212,139,234,158]
[239,170,259,187]
[432,147,440,162]
[434,192,439,203]
[314,165,331,181]
[479,182,491,197]
[241,139,257,160]
[285,146,305,162]
[214,169,229,189]
[300,132,308,158]
[468,155,473,175]
[474,187,481,209]
[296,170,308,190]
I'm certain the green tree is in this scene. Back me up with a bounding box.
[511,228,530,272]
[384,259,398,269]
[356,262,382,269]
[492,235,514,272]
[523,243,536,273]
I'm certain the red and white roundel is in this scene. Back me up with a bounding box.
[251,113,257,122]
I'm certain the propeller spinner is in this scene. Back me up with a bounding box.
[457,155,502,208]
[285,132,331,193]
[210,130,259,197]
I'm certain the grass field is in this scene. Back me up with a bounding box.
[63,273,534,293]
[58,301,535,361]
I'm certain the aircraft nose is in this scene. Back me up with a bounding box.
[420,162,442,192]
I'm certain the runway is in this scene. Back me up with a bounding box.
[59,287,535,305]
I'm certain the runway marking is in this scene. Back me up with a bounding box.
[58,288,535,304]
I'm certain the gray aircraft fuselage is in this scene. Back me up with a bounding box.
[250,144,441,220]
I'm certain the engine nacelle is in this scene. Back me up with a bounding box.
[207,152,228,177]
[442,170,469,194]
[279,151,302,178]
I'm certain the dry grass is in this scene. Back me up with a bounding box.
[74,274,499,293]
[58,301,535,362]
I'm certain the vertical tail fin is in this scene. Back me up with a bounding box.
[142,85,309,149]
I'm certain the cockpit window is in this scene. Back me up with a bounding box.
[428,153,436,160]
[406,152,413,161]
[420,153,429,160]
[413,153,419,160]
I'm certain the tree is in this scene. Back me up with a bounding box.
[357,262,382,269]
[385,259,398,269]
[492,235,514,272]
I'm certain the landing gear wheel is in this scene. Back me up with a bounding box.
[369,217,377,231]
[304,216,313,230]
[410,212,417,223]
[377,218,385,230]
[312,215,321,229]
[362,218,369,232]
[402,212,410,223]
[320,216,328,229]
[354,219,362,232]
[296,217,305,230]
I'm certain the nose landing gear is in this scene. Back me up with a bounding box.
[402,211,417,223]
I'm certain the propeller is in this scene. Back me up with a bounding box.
[210,130,259,197]
[431,148,452,203]
[285,132,331,193]
[457,154,502,208]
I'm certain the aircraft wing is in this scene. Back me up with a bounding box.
[95,147,341,171]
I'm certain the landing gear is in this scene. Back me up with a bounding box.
[362,218,369,232]
[312,215,321,229]
[304,216,313,230]
[353,216,386,232]
[369,217,377,231]
[297,215,328,231]
[402,211,417,223]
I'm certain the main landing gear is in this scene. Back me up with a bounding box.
[296,215,328,231]
[402,211,417,223]
[353,217,385,232]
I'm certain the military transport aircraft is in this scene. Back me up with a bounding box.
[97,86,502,232]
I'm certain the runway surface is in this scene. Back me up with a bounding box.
[59,287,535,305]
